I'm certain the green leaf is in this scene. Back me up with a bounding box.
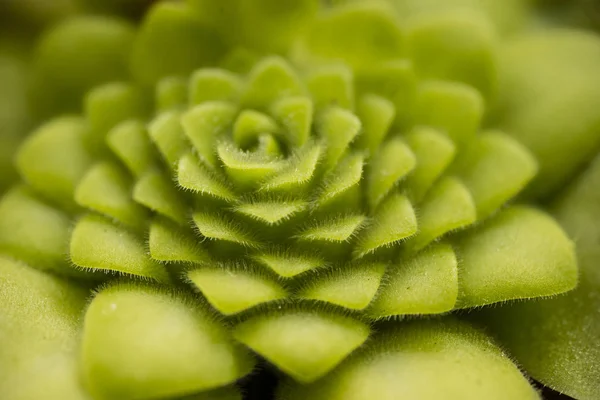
[234,199,307,225]
[307,64,355,111]
[0,256,90,400]
[454,206,577,308]
[298,262,386,310]
[156,76,187,112]
[133,169,188,224]
[252,250,325,278]
[188,264,287,315]
[403,126,456,202]
[354,94,395,156]
[318,152,364,206]
[70,214,170,282]
[148,111,188,169]
[0,186,72,275]
[369,244,457,317]
[81,282,254,399]
[149,217,211,264]
[177,153,237,202]
[181,101,237,168]
[297,214,366,243]
[318,106,361,170]
[494,30,600,199]
[406,12,497,97]
[233,110,280,150]
[233,307,369,382]
[106,120,157,178]
[217,140,284,189]
[478,155,600,399]
[260,142,322,192]
[130,2,225,85]
[240,56,304,110]
[354,193,417,258]
[75,162,148,230]
[278,318,539,400]
[16,117,93,208]
[452,131,538,219]
[403,177,476,254]
[84,82,147,154]
[296,2,403,71]
[366,137,416,209]
[270,96,313,148]
[412,81,483,146]
[189,68,242,105]
[192,211,261,248]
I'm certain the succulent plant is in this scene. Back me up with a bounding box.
[1,1,600,400]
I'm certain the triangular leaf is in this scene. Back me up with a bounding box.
[307,64,354,111]
[133,169,188,224]
[192,211,261,248]
[318,107,361,170]
[252,250,325,278]
[148,111,188,169]
[354,94,395,156]
[297,214,366,243]
[177,152,237,202]
[149,217,210,264]
[270,96,313,147]
[107,120,157,178]
[189,68,241,105]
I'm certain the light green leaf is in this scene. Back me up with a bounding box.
[177,152,237,202]
[234,199,307,225]
[354,94,395,156]
[452,131,538,219]
[233,307,369,382]
[16,117,92,208]
[318,152,364,206]
[366,137,416,209]
[106,120,157,178]
[188,265,287,315]
[278,318,539,400]
[297,214,366,243]
[149,217,211,264]
[403,177,475,254]
[0,256,90,400]
[70,214,170,282]
[252,250,325,278]
[75,162,148,230]
[189,68,242,105]
[298,262,386,310]
[355,193,417,258]
[192,211,261,248]
[217,140,284,189]
[260,142,322,192]
[307,64,354,111]
[369,244,457,317]
[148,111,188,169]
[233,110,280,150]
[454,206,577,308]
[412,80,483,146]
[181,101,237,168]
[133,169,188,224]
[318,106,361,170]
[156,76,187,112]
[270,96,313,148]
[81,283,254,399]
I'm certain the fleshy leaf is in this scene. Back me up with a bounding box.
[260,142,322,192]
[403,177,476,254]
[233,110,280,150]
[297,214,365,243]
[252,250,325,278]
[75,162,148,230]
[479,155,600,399]
[149,217,210,264]
[270,96,313,147]
[188,265,287,315]
[192,211,261,248]
[412,80,483,146]
[131,2,225,85]
[217,140,284,188]
[189,68,242,105]
[233,307,369,382]
[307,64,354,111]
[70,214,170,282]
[107,120,157,178]
[298,262,386,310]
[81,283,254,399]
[240,56,304,110]
[318,152,364,206]
[318,106,361,170]
[366,137,416,209]
[234,200,307,225]
[16,117,92,208]
[355,94,395,156]
[452,131,538,219]
[177,153,237,202]
[355,194,417,257]
[0,186,72,274]
[0,256,89,399]
[133,169,188,224]
[148,111,188,168]
[454,206,577,308]
[278,319,539,400]
[156,76,187,112]
[369,244,458,317]
[403,126,456,202]
[181,101,237,168]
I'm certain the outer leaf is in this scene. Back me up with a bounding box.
[81,283,254,399]
[233,307,369,382]
[278,318,539,400]
[454,206,577,308]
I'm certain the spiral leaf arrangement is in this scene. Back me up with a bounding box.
[0,1,594,400]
